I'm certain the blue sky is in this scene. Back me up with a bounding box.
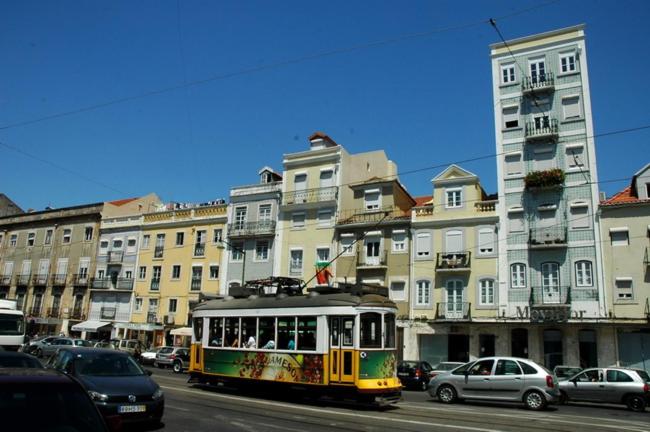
[1,0,648,210]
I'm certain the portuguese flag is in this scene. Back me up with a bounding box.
[315,261,332,285]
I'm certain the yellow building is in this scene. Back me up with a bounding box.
[130,202,227,347]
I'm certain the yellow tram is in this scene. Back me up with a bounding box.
[188,281,401,405]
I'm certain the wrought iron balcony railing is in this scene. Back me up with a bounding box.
[435,302,471,320]
[107,251,124,263]
[282,186,338,206]
[190,277,202,291]
[47,307,61,318]
[436,252,472,271]
[51,274,67,286]
[150,278,160,291]
[525,118,559,142]
[193,243,205,257]
[32,274,49,285]
[147,312,158,324]
[521,71,555,95]
[227,220,276,237]
[356,250,388,268]
[529,225,567,248]
[154,246,164,258]
[17,274,31,286]
[0,275,12,286]
[336,206,410,226]
[530,286,571,306]
[116,278,134,290]
[73,274,90,287]
[29,306,43,316]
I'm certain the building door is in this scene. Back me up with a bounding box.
[364,236,381,265]
[38,260,49,279]
[448,334,469,362]
[294,174,307,203]
[511,328,529,358]
[541,262,560,304]
[445,280,464,319]
[479,334,496,357]
[530,59,546,83]
[543,329,563,370]
[319,170,334,200]
[579,329,598,368]
[329,316,355,384]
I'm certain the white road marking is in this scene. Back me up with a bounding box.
[166,405,191,412]
[256,422,306,432]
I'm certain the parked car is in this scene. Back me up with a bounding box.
[430,362,466,379]
[0,351,43,368]
[94,341,118,350]
[553,365,583,381]
[140,346,163,365]
[48,347,164,425]
[39,337,93,358]
[21,335,58,355]
[155,346,190,373]
[559,367,650,412]
[114,339,147,357]
[428,356,559,410]
[397,360,434,390]
[0,368,111,432]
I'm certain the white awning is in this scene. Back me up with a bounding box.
[170,327,192,337]
[71,320,112,332]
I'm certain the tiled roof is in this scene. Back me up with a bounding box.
[601,186,650,206]
[108,197,138,207]
[414,195,433,206]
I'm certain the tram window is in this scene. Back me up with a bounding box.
[259,317,276,349]
[278,317,296,350]
[242,318,257,348]
[342,318,354,346]
[193,317,203,342]
[384,314,396,349]
[360,313,382,348]
[297,316,317,351]
[225,317,240,348]
[209,318,223,347]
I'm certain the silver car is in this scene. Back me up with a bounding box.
[39,337,92,358]
[559,367,650,412]
[428,356,559,410]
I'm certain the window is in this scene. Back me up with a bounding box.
[384,314,396,349]
[501,64,516,84]
[152,266,161,280]
[191,266,202,291]
[534,146,555,171]
[27,232,35,247]
[209,265,219,279]
[209,318,224,347]
[559,53,576,73]
[502,106,519,129]
[390,281,406,301]
[277,317,296,350]
[316,247,330,263]
[364,190,381,210]
[570,202,589,229]
[97,269,105,279]
[495,360,522,375]
[230,242,244,261]
[44,229,53,245]
[138,266,146,280]
[62,229,72,244]
[508,210,525,233]
[391,230,407,253]
[505,153,522,176]
[340,235,354,255]
[142,234,150,248]
[289,249,303,275]
[176,232,184,246]
[610,228,629,246]
[10,234,17,247]
[84,227,93,241]
[77,259,89,278]
[148,298,158,312]
[317,209,332,227]
[255,241,269,261]
[469,359,494,376]
[415,233,431,258]
[134,298,143,312]
[234,207,247,229]
[575,261,593,287]
[416,280,431,306]
[297,316,317,351]
[154,234,165,258]
[566,145,586,170]
[126,238,136,252]
[562,96,581,120]
[360,313,382,348]
[615,278,633,300]
[607,370,634,383]
[477,228,495,255]
[112,239,123,249]
[511,263,527,288]
[259,317,275,349]
[445,230,463,253]
[213,229,222,244]
[259,204,272,221]
[125,270,132,279]
[172,265,181,279]
[479,279,495,305]
[446,188,462,208]
[99,240,109,253]
[292,212,305,229]
[529,58,546,83]
[168,299,178,313]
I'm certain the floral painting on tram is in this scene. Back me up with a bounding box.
[359,351,397,380]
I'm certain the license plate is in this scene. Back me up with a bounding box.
[118,405,146,413]
[397,372,409,377]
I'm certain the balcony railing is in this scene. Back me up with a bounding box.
[530,286,571,306]
[436,252,472,271]
[193,243,205,257]
[336,206,410,226]
[71,307,85,320]
[73,274,90,287]
[0,275,11,286]
[282,186,338,206]
[521,72,555,95]
[91,278,111,289]
[150,278,160,291]
[190,277,202,291]
[529,225,567,248]
[32,274,49,285]
[29,306,43,316]
[227,220,276,237]
[154,246,164,258]
[47,307,61,318]
[51,274,67,286]
[289,264,302,276]
[17,274,31,286]
[91,277,133,290]
[107,251,124,263]
[356,250,388,268]
[116,278,134,290]
[525,118,559,142]
[435,302,471,320]
[100,307,117,320]
[475,200,497,212]
[147,312,158,324]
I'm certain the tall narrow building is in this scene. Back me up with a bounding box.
[490,25,607,369]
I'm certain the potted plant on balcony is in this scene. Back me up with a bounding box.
[524,168,565,191]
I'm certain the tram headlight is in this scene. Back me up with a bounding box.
[360,351,367,359]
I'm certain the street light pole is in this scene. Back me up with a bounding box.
[219,237,246,287]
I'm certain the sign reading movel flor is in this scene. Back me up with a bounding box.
[516,306,586,323]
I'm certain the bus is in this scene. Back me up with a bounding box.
[0,299,26,351]
[188,278,401,405]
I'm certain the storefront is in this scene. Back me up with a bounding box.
[71,320,112,340]
[121,322,165,348]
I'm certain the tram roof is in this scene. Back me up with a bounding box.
[194,293,397,311]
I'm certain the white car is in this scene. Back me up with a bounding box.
[140,346,163,365]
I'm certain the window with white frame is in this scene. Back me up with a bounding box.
[569,202,590,229]
[391,230,407,253]
[615,278,633,300]
[446,188,462,208]
[44,229,53,245]
[502,106,520,129]
[212,228,222,244]
[340,235,355,255]
[134,297,143,312]
[477,228,495,255]
[317,209,332,227]
[10,234,17,247]
[138,266,146,279]
[84,227,93,241]
[255,241,269,261]
[289,249,303,275]
[142,234,150,248]
[230,242,244,261]
[62,229,72,244]
[176,232,184,246]
[168,298,178,314]
[97,269,105,279]
[575,260,593,287]
[562,96,581,120]
[415,232,431,258]
[234,207,247,229]
[316,247,330,263]
[479,279,495,306]
[610,228,629,246]
[148,298,158,312]
[172,265,181,279]
[389,281,406,302]
[112,239,123,249]
[126,238,136,253]
[258,204,272,222]
[445,230,463,253]
[292,212,305,229]
[27,232,35,247]
[501,64,516,84]
[510,263,527,288]
[508,208,525,233]
[559,53,577,73]
[415,280,431,306]
[364,190,381,210]
[505,153,523,176]
[209,265,219,279]
[566,145,586,170]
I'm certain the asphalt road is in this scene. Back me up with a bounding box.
[130,366,650,432]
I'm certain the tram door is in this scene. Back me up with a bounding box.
[329,316,355,384]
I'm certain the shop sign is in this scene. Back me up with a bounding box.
[516,306,586,323]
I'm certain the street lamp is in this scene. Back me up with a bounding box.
[218,237,246,289]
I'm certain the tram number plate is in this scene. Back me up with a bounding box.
[118,405,146,413]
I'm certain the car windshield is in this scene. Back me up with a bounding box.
[398,362,418,370]
[0,313,24,336]
[74,340,93,347]
[75,352,146,377]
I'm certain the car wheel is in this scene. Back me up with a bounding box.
[173,361,182,373]
[436,385,457,404]
[559,391,568,405]
[524,390,547,411]
[626,395,647,412]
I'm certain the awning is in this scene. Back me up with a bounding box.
[170,327,192,337]
[113,322,164,331]
[71,320,112,332]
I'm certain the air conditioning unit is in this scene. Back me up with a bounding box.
[164,315,175,325]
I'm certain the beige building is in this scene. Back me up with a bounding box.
[130,202,227,347]
[404,165,500,365]
[600,163,650,371]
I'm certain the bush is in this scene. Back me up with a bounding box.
[524,168,565,189]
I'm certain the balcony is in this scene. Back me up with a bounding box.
[17,274,31,286]
[51,274,67,286]
[228,220,276,238]
[190,277,202,291]
[0,275,11,286]
[71,309,85,320]
[435,302,471,320]
[32,274,49,286]
[91,277,133,290]
[356,250,388,269]
[154,246,164,259]
[193,243,205,257]
[281,186,338,207]
[73,274,90,287]
[150,278,160,291]
[29,306,43,316]
[337,206,410,226]
[529,225,567,249]
[436,252,472,272]
[107,251,124,263]
[116,278,134,290]
[524,168,565,192]
[147,312,158,324]
[521,72,555,95]
[525,118,559,142]
[530,286,571,306]
[91,278,111,289]
[47,307,61,319]
[474,200,497,213]
[100,307,117,320]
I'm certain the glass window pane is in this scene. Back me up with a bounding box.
[360,312,382,348]
[297,316,316,351]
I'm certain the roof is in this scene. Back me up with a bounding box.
[194,293,396,312]
[414,195,433,206]
[108,197,138,206]
[601,186,650,207]
[308,131,338,146]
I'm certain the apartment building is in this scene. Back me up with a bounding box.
[491,25,608,369]
[222,167,282,290]
[404,165,499,365]
[0,194,22,217]
[600,164,650,371]
[130,201,227,347]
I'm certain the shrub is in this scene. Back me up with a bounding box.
[524,168,565,189]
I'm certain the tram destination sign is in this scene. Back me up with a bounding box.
[516,306,586,323]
